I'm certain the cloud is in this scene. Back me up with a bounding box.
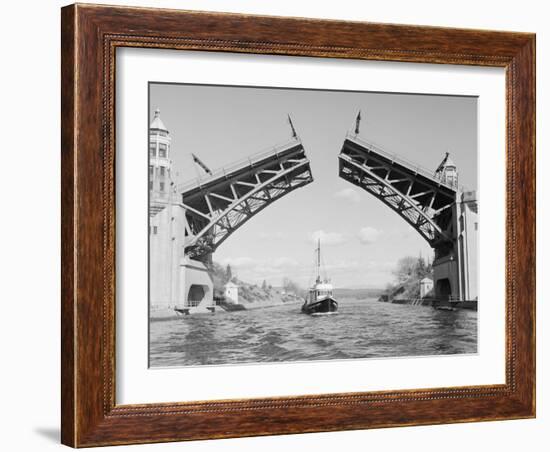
[363,260,395,271]
[357,227,381,244]
[258,231,286,240]
[221,256,299,272]
[334,188,361,203]
[220,257,257,268]
[271,257,299,268]
[310,230,347,246]
[323,260,360,271]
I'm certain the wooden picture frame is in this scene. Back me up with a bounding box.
[61,3,535,447]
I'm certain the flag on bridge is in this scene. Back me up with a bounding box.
[355,110,362,135]
[287,114,297,138]
[191,153,212,175]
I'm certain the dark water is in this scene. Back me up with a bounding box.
[149,299,477,367]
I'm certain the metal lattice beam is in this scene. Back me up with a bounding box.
[338,136,457,246]
[181,139,313,259]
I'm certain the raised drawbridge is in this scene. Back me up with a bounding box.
[179,137,313,261]
[338,127,478,302]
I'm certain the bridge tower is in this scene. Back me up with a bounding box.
[430,154,478,302]
[149,109,214,312]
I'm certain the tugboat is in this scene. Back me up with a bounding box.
[301,239,338,315]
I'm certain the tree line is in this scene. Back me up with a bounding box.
[384,255,433,299]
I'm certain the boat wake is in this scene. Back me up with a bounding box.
[310,311,339,317]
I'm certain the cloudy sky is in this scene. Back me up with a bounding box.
[150,83,477,289]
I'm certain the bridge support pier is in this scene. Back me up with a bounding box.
[149,204,214,312]
[432,192,478,302]
[176,256,214,312]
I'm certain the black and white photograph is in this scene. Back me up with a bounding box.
[2,0,543,450]
[148,83,479,368]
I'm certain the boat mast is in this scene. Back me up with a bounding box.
[317,238,321,283]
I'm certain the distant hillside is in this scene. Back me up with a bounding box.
[210,262,394,304]
[333,287,384,300]
[208,262,301,304]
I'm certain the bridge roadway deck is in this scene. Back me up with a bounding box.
[177,137,306,201]
[342,133,460,195]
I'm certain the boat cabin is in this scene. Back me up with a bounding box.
[309,280,333,303]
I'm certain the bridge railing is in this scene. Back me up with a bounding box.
[186,300,203,307]
[345,132,462,192]
[176,137,302,194]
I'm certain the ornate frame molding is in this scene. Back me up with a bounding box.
[61,4,535,447]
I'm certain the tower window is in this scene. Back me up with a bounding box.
[160,167,165,176]
[159,143,167,158]
[149,181,153,190]
[149,165,153,175]
[160,182,165,192]
[153,226,158,235]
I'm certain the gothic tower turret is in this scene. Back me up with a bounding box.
[434,152,458,189]
[149,108,172,215]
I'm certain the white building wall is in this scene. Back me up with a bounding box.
[149,204,185,308]
[420,279,434,298]
[149,204,214,309]
[460,195,479,300]
[224,284,239,303]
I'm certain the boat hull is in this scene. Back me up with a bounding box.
[174,306,216,315]
[218,301,247,312]
[301,296,338,315]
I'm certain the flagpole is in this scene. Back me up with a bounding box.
[354,110,362,135]
[191,153,201,183]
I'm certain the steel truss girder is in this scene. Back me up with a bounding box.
[184,159,313,259]
[339,153,452,245]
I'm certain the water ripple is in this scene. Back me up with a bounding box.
[150,299,477,367]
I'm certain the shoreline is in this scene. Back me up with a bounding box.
[150,298,303,321]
